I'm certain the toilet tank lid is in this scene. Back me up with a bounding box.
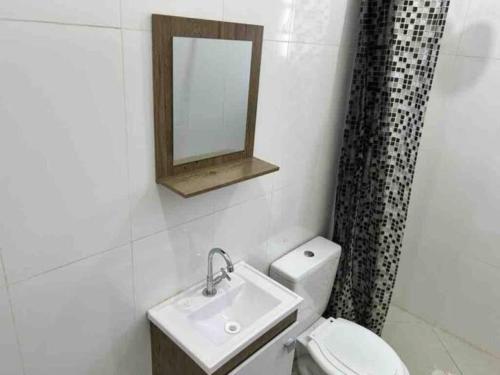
[270,237,341,283]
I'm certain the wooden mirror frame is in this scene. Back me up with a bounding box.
[152,14,279,197]
[153,14,263,177]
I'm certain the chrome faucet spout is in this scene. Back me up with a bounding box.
[203,248,234,297]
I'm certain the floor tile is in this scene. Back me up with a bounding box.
[436,328,500,375]
[382,322,461,375]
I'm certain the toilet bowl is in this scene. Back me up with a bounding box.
[270,237,409,375]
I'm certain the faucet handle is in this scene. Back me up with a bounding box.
[220,268,231,281]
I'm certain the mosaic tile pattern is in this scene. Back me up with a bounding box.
[326,0,450,335]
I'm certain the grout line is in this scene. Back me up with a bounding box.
[266,37,342,48]
[8,242,130,287]
[287,0,298,45]
[392,304,500,361]
[433,327,464,375]
[130,241,139,320]
[453,53,500,62]
[119,0,123,29]
[0,16,120,30]
[0,249,8,287]
[0,16,346,49]
[118,7,138,324]
[118,22,133,257]
[132,188,273,246]
[435,325,500,361]
[0,251,27,375]
[452,0,473,57]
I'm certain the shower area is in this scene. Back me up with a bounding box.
[385,0,500,373]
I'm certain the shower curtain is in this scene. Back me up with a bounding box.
[326,0,450,335]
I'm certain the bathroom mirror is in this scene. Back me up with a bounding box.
[152,14,279,198]
[172,37,252,165]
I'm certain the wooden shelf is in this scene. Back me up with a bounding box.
[157,157,279,198]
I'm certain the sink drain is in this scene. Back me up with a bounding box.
[225,321,241,334]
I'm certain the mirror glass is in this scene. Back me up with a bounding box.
[172,37,253,165]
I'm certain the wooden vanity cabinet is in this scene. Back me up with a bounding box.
[151,310,298,375]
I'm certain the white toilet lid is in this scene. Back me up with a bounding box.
[307,318,408,375]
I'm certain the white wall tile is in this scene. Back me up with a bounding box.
[223,0,294,41]
[275,43,340,190]
[122,30,216,240]
[393,248,457,325]
[212,195,272,273]
[133,215,215,317]
[267,183,330,266]
[0,0,120,27]
[290,0,349,45]
[0,21,130,283]
[254,41,289,168]
[0,287,23,375]
[10,245,137,375]
[438,57,500,269]
[458,0,500,58]
[211,176,273,212]
[121,0,223,30]
[0,253,5,287]
[440,0,470,54]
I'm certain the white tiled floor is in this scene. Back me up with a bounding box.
[383,306,500,375]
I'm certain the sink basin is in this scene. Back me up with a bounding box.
[148,261,303,374]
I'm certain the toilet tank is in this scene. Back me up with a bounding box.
[269,237,341,330]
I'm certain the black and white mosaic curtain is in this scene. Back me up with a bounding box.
[326,0,449,335]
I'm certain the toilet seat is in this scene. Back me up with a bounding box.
[306,318,408,375]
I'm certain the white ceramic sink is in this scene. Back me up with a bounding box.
[148,261,302,374]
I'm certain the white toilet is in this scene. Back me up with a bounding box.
[270,236,409,375]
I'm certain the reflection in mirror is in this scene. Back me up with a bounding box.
[173,37,253,165]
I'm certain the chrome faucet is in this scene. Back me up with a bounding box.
[202,248,234,297]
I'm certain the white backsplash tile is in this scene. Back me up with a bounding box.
[268,185,318,265]
[132,215,215,317]
[121,0,224,30]
[0,287,23,375]
[10,245,137,375]
[212,195,272,271]
[0,21,130,283]
[0,0,120,27]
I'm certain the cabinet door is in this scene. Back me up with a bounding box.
[229,322,299,375]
